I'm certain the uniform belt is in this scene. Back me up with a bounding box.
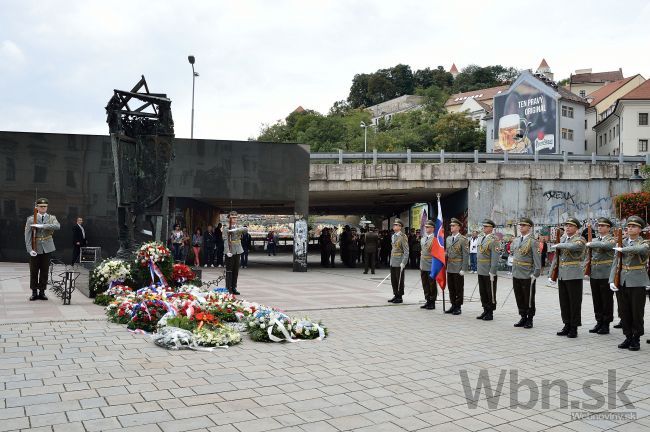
[448,258,462,262]
[591,259,613,265]
[560,261,581,266]
[36,236,52,240]
[513,259,532,266]
[623,265,646,271]
[478,258,491,263]
[391,252,403,256]
[231,240,241,244]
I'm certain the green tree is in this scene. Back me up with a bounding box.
[452,64,519,93]
[432,112,485,152]
[414,66,453,90]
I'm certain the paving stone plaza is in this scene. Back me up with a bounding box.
[1,256,650,432]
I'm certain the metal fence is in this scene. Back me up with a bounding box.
[310,149,650,165]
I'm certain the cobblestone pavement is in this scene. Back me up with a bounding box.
[1,258,650,431]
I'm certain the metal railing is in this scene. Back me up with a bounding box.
[310,149,649,165]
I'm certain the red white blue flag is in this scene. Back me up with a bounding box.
[429,199,446,289]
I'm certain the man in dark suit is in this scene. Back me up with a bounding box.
[72,217,87,265]
[363,225,379,274]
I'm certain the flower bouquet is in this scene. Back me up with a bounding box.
[132,242,173,288]
[127,299,172,332]
[193,326,242,347]
[246,309,295,342]
[172,263,196,287]
[89,258,131,296]
[291,318,328,340]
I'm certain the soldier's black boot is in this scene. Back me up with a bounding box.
[556,325,570,336]
[476,309,487,320]
[629,337,641,351]
[597,323,610,335]
[482,310,493,321]
[388,296,397,303]
[421,298,429,309]
[425,301,435,310]
[589,322,602,333]
[618,337,632,349]
[567,326,578,338]
[38,290,48,301]
[513,316,526,327]
[232,287,241,295]
[452,306,461,315]
[613,321,622,329]
[523,316,533,328]
[393,297,403,304]
[29,290,38,301]
[445,305,455,314]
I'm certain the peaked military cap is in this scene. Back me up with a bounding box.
[517,217,534,226]
[596,217,613,227]
[36,198,49,205]
[564,217,581,228]
[481,218,496,227]
[228,211,238,217]
[627,215,646,228]
[424,220,435,228]
[393,219,404,227]
[450,218,462,226]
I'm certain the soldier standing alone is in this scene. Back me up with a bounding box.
[609,216,649,351]
[223,211,247,295]
[511,218,541,329]
[549,217,586,339]
[24,198,60,301]
[388,219,409,304]
[585,217,616,335]
[476,219,500,321]
[445,218,468,315]
[419,220,437,310]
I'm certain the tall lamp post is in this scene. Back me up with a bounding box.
[360,121,368,153]
[188,55,199,140]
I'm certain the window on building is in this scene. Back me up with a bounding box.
[599,135,602,147]
[579,90,586,97]
[5,157,15,181]
[584,140,587,151]
[584,119,587,129]
[561,128,574,141]
[609,129,612,142]
[640,113,649,126]
[562,106,574,118]
[33,165,47,183]
[615,125,619,136]
[640,139,649,153]
[66,170,76,188]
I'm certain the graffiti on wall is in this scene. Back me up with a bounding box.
[543,190,576,203]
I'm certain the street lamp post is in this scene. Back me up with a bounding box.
[188,55,199,140]
[360,121,368,153]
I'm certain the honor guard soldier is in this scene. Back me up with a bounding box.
[549,217,586,338]
[476,219,500,321]
[585,217,616,335]
[445,218,468,315]
[223,211,248,295]
[388,219,409,304]
[419,220,437,310]
[609,216,649,351]
[511,218,541,329]
[24,198,60,301]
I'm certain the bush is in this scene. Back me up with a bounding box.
[94,294,114,306]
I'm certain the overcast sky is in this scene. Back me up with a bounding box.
[1,1,649,140]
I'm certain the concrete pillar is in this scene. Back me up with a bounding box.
[534,151,539,163]
[504,151,508,163]
[373,149,377,165]
[592,152,596,164]
[440,149,445,164]
[407,148,412,164]
[563,151,568,164]
[473,149,479,164]
[619,152,624,165]
[646,153,650,165]
[338,149,343,164]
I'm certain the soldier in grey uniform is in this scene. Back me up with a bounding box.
[511,217,541,329]
[24,198,60,301]
[223,211,248,295]
[476,219,500,321]
[388,219,409,304]
[549,217,586,339]
[585,217,616,335]
[445,218,468,315]
[419,220,437,310]
[609,215,649,351]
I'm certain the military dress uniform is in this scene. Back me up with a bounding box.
[419,220,437,309]
[445,218,469,315]
[609,216,649,351]
[586,217,616,335]
[511,217,541,329]
[389,219,409,303]
[223,211,248,295]
[550,217,586,338]
[476,219,500,320]
[24,198,60,301]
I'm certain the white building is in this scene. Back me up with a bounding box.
[568,68,624,97]
[366,95,425,126]
[593,79,650,155]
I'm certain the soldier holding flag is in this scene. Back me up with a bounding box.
[419,220,437,309]
[445,218,468,315]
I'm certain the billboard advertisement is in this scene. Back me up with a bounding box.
[410,203,429,232]
[493,80,557,154]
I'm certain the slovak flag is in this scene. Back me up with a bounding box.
[429,199,446,289]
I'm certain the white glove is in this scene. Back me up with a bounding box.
[646,286,650,291]
[489,272,495,281]
[30,223,44,228]
[226,252,233,258]
[400,263,405,270]
[548,245,557,251]
[530,274,538,280]
[613,247,623,253]
[585,242,592,247]
[610,283,619,292]
[547,277,556,284]
[29,250,37,257]
[228,228,238,233]
[459,270,465,276]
